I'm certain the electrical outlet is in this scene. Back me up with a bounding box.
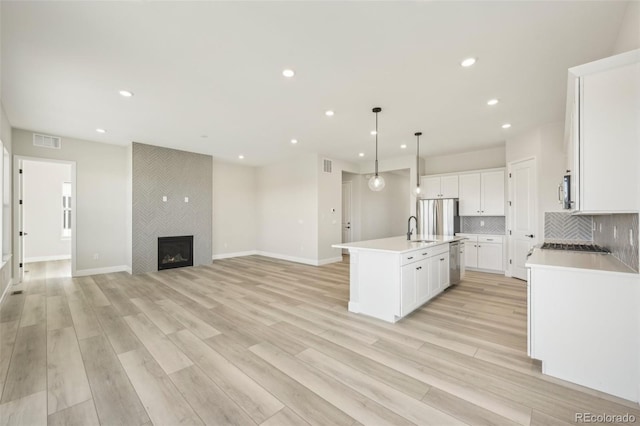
[93,253,99,260]
[613,225,617,240]
[480,220,485,227]
[592,221,596,232]
[599,223,602,233]
[630,229,634,247]
[184,197,189,203]
[162,196,167,202]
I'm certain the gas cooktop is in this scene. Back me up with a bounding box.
[540,242,610,253]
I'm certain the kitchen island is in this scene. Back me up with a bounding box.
[333,235,465,323]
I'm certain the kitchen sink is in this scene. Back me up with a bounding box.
[410,239,435,243]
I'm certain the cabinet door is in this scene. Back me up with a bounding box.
[480,171,505,215]
[440,175,459,198]
[423,177,441,199]
[458,174,481,215]
[438,254,450,290]
[416,259,430,304]
[477,242,503,271]
[400,263,418,316]
[428,256,440,297]
[464,242,478,268]
[581,63,640,212]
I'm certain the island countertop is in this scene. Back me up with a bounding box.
[332,235,466,254]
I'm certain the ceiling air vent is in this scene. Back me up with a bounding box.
[323,158,333,174]
[33,133,61,149]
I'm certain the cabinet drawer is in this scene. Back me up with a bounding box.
[478,236,503,244]
[401,252,420,265]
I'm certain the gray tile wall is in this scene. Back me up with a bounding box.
[543,212,593,242]
[460,216,505,235]
[593,214,639,272]
[132,143,213,274]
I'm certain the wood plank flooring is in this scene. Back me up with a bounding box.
[1,257,639,425]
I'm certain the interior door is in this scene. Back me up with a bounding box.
[509,158,537,280]
[17,158,25,283]
[341,182,352,254]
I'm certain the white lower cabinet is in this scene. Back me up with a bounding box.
[399,244,450,317]
[459,234,504,273]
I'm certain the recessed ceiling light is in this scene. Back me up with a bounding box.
[290,139,298,144]
[238,154,245,159]
[96,128,106,133]
[325,110,334,117]
[502,123,512,129]
[370,130,377,135]
[400,144,407,149]
[358,152,365,157]
[461,57,477,67]
[282,69,295,78]
[119,90,134,97]
[487,99,499,106]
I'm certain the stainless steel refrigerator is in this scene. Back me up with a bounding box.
[417,198,460,236]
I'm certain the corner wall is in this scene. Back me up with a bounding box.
[132,142,212,274]
[0,103,12,298]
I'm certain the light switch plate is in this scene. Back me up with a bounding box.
[184,197,189,203]
[162,196,167,202]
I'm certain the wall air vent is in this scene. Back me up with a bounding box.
[33,133,61,149]
[323,158,333,174]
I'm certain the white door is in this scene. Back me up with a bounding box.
[341,182,352,253]
[17,159,25,282]
[458,174,481,215]
[423,177,441,199]
[509,158,537,280]
[440,175,459,198]
[481,171,505,215]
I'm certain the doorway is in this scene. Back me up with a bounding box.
[508,157,537,280]
[14,157,76,282]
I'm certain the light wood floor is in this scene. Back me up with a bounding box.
[1,257,638,425]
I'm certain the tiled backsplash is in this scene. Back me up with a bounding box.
[593,214,639,272]
[544,212,593,242]
[460,216,505,235]
[543,211,639,272]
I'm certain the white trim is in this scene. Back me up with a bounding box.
[317,256,343,266]
[74,265,130,277]
[25,254,71,263]
[255,251,321,266]
[0,278,14,306]
[212,250,258,260]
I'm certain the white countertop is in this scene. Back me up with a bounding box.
[332,235,466,254]
[526,248,638,275]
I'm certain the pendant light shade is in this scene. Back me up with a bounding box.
[412,132,422,197]
[368,107,386,192]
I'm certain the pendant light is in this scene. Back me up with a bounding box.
[412,132,422,197]
[368,107,386,191]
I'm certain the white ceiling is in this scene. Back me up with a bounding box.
[0,1,628,166]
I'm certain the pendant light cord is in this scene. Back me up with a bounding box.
[375,111,379,177]
[415,132,422,189]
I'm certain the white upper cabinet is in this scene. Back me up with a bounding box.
[480,170,505,216]
[565,49,640,213]
[421,175,459,198]
[459,171,505,216]
[459,174,481,215]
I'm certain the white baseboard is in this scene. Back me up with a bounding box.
[74,265,130,277]
[0,278,14,306]
[255,251,321,266]
[317,256,343,266]
[25,254,71,263]
[212,250,258,260]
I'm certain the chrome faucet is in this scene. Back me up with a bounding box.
[407,216,417,240]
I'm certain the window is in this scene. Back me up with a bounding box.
[62,182,71,238]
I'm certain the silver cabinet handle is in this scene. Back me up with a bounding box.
[486,239,493,241]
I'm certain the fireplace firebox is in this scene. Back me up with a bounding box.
[158,235,193,271]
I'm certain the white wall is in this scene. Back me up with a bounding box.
[23,160,71,262]
[12,128,128,275]
[358,170,410,241]
[318,156,345,263]
[125,143,132,272]
[423,145,506,175]
[612,1,640,54]
[257,152,319,263]
[212,159,258,258]
[342,172,362,243]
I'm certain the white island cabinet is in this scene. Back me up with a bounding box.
[333,235,463,323]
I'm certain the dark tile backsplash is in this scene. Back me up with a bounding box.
[460,216,505,235]
[593,214,639,272]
